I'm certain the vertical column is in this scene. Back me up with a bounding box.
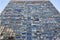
[27,17,32,40]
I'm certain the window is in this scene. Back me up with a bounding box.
[55,18,60,23]
[32,25,37,32]
[16,36,21,39]
[6,9,11,12]
[34,18,39,21]
[22,32,26,34]
[27,33,31,35]
[32,15,39,21]
[27,37,32,40]
[15,9,22,12]
[22,36,26,38]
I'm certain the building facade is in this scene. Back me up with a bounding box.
[1,0,60,40]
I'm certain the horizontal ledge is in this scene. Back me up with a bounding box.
[11,0,49,1]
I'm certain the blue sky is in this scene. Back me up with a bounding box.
[0,0,60,13]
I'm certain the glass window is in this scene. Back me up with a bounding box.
[32,25,37,32]
[14,9,22,12]
[22,36,26,38]
[55,18,60,23]
[6,9,11,12]
[27,33,31,35]
[16,36,21,39]
[27,37,32,40]
[22,32,26,34]
[34,18,39,21]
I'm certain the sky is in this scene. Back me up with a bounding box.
[0,0,60,13]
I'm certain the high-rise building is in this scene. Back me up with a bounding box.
[1,0,60,40]
[0,15,1,26]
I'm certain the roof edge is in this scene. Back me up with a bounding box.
[11,0,49,1]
